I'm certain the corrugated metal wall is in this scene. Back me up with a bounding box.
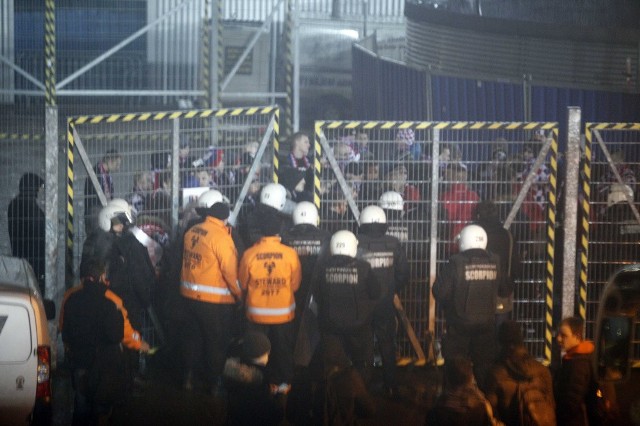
[430,75,525,122]
[223,0,404,22]
[404,3,639,95]
[352,45,426,121]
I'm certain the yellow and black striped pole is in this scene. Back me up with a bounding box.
[544,128,559,365]
[44,0,56,107]
[273,108,280,183]
[66,121,75,287]
[201,0,212,108]
[283,0,294,138]
[313,122,322,210]
[579,125,593,322]
[216,0,223,108]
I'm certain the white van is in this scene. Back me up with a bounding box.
[0,255,54,426]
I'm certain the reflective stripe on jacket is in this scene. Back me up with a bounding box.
[180,216,241,304]
[240,236,301,324]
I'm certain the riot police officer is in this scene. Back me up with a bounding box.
[357,205,409,397]
[316,230,382,384]
[432,224,513,389]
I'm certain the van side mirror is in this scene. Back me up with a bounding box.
[43,299,56,321]
[594,265,640,382]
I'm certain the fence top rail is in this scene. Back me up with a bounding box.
[315,120,559,130]
[67,106,279,126]
[585,123,640,130]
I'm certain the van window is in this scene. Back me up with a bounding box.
[0,304,33,363]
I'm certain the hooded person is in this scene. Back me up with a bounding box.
[484,321,556,425]
[223,331,284,426]
[8,173,46,294]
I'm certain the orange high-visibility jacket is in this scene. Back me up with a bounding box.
[60,282,144,351]
[104,289,144,351]
[240,236,302,324]
[180,216,241,304]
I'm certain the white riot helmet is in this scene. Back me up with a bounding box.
[457,224,488,252]
[379,191,404,211]
[107,198,134,225]
[197,189,229,208]
[607,184,633,207]
[98,203,132,232]
[260,183,287,211]
[330,230,358,258]
[360,205,387,224]
[293,201,319,226]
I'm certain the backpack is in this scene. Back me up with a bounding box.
[516,379,556,426]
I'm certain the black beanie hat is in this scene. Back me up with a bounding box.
[207,202,230,220]
[241,331,271,361]
[259,212,283,236]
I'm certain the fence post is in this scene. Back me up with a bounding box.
[44,0,59,302]
[563,107,582,321]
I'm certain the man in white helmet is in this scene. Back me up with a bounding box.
[180,189,242,394]
[432,224,512,390]
[357,205,409,397]
[240,182,293,247]
[279,201,330,423]
[316,230,381,385]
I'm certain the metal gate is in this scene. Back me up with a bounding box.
[66,105,280,344]
[582,122,640,361]
[314,120,558,363]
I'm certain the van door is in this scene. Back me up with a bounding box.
[0,298,37,424]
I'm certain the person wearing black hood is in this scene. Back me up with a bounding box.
[357,205,409,397]
[240,183,293,248]
[222,331,283,426]
[8,172,46,295]
[62,256,126,426]
[473,200,521,330]
[484,320,555,426]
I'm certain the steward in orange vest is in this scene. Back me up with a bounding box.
[180,196,242,394]
[240,214,301,395]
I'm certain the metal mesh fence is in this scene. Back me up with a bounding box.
[69,106,278,346]
[0,124,46,295]
[584,123,640,361]
[315,121,557,361]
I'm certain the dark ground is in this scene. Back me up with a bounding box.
[51,345,640,425]
[52,347,441,426]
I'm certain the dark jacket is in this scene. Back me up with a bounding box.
[108,231,157,330]
[222,358,283,426]
[433,248,513,330]
[281,224,330,316]
[357,223,410,301]
[426,384,493,426]
[7,173,45,290]
[554,340,595,426]
[475,218,521,313]
[316,255,381,332]
[61,279,126,403]
[485,345,555,425]
[240,203,292,248]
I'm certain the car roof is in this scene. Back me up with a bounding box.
[0,255,40,294]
